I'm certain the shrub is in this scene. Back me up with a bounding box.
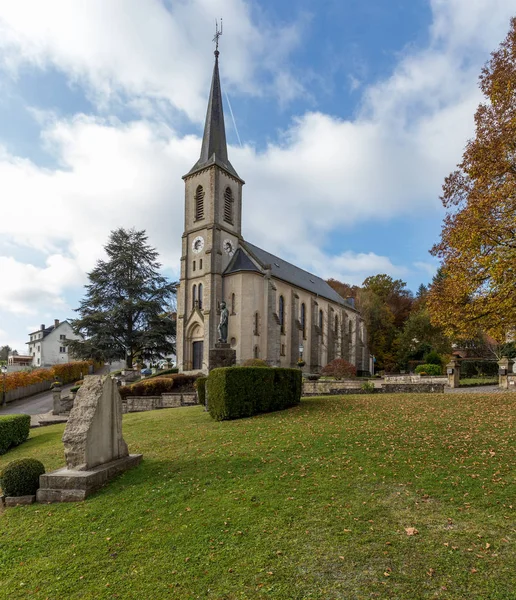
[119,374,200,398]
[305,373,321,381]
[408,360,426,374]
[70,386,81,393]
[153,368,179,376]
[241,359,268,367]
[2,360,97,394]
[415,364,442,376]
[195,377,208,406]
[361,381,375,393]
[0,458,45,496]
[424,351,443,366]
[321,359,357,379]
[460,360,498,378]
[0,414,31,455]
[207,367,301,421]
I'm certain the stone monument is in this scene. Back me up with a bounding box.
[37,375,142,503]
[209,300,236,370]
[217,301,229,343]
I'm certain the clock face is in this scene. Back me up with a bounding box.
[192,236,204,254]
[223,239,235,255]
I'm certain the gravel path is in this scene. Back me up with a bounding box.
[446,384,514,394]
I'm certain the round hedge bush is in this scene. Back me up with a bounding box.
[415,363,442,376]
[0,458,45,497]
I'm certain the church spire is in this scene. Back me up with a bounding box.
[185,22,242,181]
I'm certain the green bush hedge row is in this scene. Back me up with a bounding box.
[206,367,302,421]
[195,377,207,406]
[0,414,31,455]
[119,374,200,398]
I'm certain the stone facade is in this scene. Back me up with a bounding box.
[176,49,370,375]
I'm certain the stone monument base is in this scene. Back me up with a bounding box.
[36,454,143,503]
[209,344,236,370]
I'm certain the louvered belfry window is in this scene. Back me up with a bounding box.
[195,185,205,221]
[223,186,234,224]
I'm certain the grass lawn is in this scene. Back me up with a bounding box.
[0,393,514,600]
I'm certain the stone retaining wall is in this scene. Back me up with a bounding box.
[303,380,368,396]
[384,375,447,385]
[303,379,445,396]
[121,393,197,414]
[382,383,445,394]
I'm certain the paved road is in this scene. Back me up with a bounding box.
[0,383,74,416]
[0,365,112,417]
[446,384,513,394]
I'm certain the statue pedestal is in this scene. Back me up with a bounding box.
[209,344,236,370]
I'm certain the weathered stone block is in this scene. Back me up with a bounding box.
[63,375,128,471]
[5,495,36,507]
[36,454,142,503]
[209,346,236,370]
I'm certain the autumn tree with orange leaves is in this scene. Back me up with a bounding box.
[428,18,516,342]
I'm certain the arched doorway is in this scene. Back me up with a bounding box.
[187,322,204,371]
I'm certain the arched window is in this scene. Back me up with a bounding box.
[254,311,260,336]
[279,296,285,334]
[301,303,306,338]
[335,315,339,334]
[192,284,197,309]
[231,293,236,315]
[319,309,323,331]
[198,283,203,310]
[349,320,353,337]
[223,186,234,224]
[253,345,259,359]
[194,185,205,221]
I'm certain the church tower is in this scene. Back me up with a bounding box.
[177,44,244,372]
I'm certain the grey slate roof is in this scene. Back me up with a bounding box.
[242,241,352,308]
[185,52,242,182]
[223,248,262,275]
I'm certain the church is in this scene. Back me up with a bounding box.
[177,46,371,375]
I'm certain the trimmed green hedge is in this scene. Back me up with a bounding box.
[415,364,442,376]
[196,377,207,406]
[0,458,45,496]
[0,414,31,455]
[119,374,200,398]
[206,367,302,421]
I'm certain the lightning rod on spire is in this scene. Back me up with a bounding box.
[213,18,223,54]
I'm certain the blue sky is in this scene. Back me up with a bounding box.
[0,0,515,352]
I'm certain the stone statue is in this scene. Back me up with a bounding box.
[218,301,229,343]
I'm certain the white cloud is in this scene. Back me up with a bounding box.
[1,0,516,344]
[413,261,438,278]
[0,0,303,120]
[0,254,83,315]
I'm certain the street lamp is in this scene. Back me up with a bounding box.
[1,365,7,407]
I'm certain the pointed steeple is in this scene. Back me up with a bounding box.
[185,49,242,181]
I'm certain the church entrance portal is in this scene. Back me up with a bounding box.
[192,341,204,370]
